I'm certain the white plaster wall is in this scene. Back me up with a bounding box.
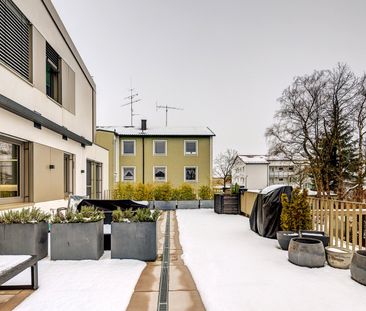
[245,164,269,190]
[1,0,94,141]
[0,108,103,197]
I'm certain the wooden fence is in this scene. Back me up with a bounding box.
[308,198,366,251]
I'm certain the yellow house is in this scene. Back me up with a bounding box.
[96,120,215,192]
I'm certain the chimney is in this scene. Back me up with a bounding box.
[141,119,147,131]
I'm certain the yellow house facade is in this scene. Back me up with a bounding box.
[96,121,215,192]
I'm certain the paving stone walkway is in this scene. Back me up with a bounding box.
[127,211,205,311]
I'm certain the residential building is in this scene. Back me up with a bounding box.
[232,155,269,190]
[0,0,108,208]
[232,154,310,190]
[96,121,215,191]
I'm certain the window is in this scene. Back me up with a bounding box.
[185,167,197,182]
[154,166,167,182]
[185,140,198,155]
[289,166,294,171]
[0,138,22,200]
[0,0,31,80]
[278,167,284,171]
[122,167,135,182]
[122,140,135,155]
[154,140,167,155]
[64,153,74,196]
[86,160,103,199]
[279,178,284,181]
[46,42,61,103]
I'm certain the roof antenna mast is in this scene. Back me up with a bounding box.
[156,103,183,126]
[122,85,141,126]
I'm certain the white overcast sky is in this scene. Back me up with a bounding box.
[52,0,366,156]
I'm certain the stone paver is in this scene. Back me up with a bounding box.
[126,210,205,311]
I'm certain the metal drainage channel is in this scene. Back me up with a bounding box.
[157,211,171,311]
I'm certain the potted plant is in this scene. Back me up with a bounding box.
[177,184,198,209]
[350,250,366,285]
[198,185,214,208]
[111,208,161,261]
[0,207,50,259]
[325,246,353,269]
[50,206,104,260]
[277,188,312,250]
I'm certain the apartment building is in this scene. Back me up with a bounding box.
[0,0,108,207]
[232,154,310,190]
[96,121,215,191]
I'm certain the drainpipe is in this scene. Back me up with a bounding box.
[141,119,147,183]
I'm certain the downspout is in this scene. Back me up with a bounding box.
[142,136,145,183]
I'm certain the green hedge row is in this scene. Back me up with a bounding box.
[112,183,213,201]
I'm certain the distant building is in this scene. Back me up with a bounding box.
[232,155,269,190]
[0,0,108,207]
[232,154,310,190]
[96,121,215,191]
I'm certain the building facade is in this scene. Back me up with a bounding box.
[0,0,108,207]
[232,155,269,190]
[96,122,215,192]
[232,154,310,190]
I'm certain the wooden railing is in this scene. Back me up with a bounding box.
[308,198,366,251]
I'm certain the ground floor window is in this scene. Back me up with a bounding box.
[184,167,197,182]
[154,166,167,182]
[122,166,135,182]
[64,153,74,196]
[86,160,103,199]
[0,137,22,201]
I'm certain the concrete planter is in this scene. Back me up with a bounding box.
[51,220,104,260]
[177,200,199,209]
[154,201,176,210]
[200,200,214,209]
[350,250,366,286]
[111,222,157,261]
[276,231,299,250]
[325,247,353,269]
[288,237,325,268]
[300,230,329,247]
[0,222,48,259]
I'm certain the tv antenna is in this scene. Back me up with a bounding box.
[156,103,183,126]
[122,88,141,126]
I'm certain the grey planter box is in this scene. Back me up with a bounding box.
[111,222,157,261]
[154,200,176,210]
[0,222,48,260]
[51,220,104,260]
[200,200,214,209]
[177,200,199,209]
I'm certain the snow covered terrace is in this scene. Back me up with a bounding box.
[2,209,365,310]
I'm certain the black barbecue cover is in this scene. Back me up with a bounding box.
[77,199,149,212]
[249,185,292,238]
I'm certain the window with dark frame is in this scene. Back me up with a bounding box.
[0,138,21,199]
[0,0,31,80]
[185,167,197,181]
[46,42,61,103]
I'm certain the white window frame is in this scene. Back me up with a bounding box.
[121,166,136,182]
[153,166,167,182]
[184,166,198,182]
[153,140,167,156]
[184,140,198,155]
[121,140,136,156]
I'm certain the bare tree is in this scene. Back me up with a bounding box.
[266,64,363,198]
[214,149,238,189]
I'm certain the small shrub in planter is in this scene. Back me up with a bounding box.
[153,183,173,200]
[0,208,50,259]
[111,208,161,261]
[277,188,312,250]
[50,206,105,260]
[198,185,213,200]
